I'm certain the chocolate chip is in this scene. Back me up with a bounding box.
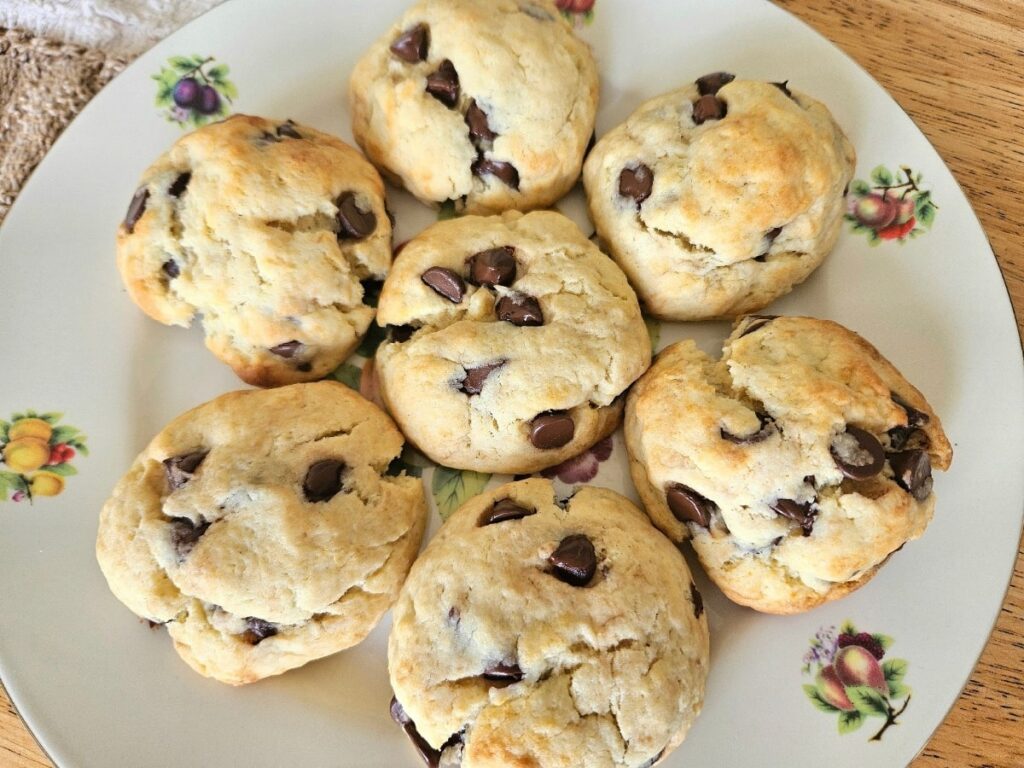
[388,324,415,343]
[390,23,429,63]
[890,391,930,427]
[258,131,282,144]
[336,191,377,240]
[465,99,497,143]
[421,266,466,303]
[889,450,933,500]
[738,314,777,338]
[460,361,504,395]
[467,246,516,287]
[773,80,794,99]
[496,294,543,326]
[241,617,278,645]
[479,498,536,526]
[169,517,210,559]
[548,534,596,587]
[163,451,208,490]
[162,260,180,279]
[771,498,816,535]
[887,426,929,452]
[276,120,301,139]
[297,362,312,373]
[618,164,653,208]
[693,94,726,124]
[483,661,523,684]
[471,157,520,189]
[721,411,775,444]
[303,459,346,502]
[390,697,443,767]
[529,411,574,449]
[830,426,885,479]
[124,187,149,233]
[168,172,191,197]
[665,483,715,528]
[696,71,735,95]
[426,59,460,107]
[690,582,704,619]
[269,340,302,358]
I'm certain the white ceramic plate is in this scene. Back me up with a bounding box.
[1,1,1021,766]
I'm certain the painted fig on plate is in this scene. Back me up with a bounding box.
[834,645,888,694]
[816,665,856,711]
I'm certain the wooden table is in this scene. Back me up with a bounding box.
[2,1,1022,765]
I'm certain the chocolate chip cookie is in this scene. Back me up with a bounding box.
[349,0,598,214]
[625,316,953,614]
[95,381,427,684]
[583,74,855,320]
[374,210,651,475]
[116,114,392,386]
[388,478,709,768]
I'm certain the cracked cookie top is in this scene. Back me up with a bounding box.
[583,75,855,320]
[374,210,651,474]
[116,114,392,387]
[388,478,709,768]
[95,381,427,684]
[349,0,598,214]
[624,316,952,614]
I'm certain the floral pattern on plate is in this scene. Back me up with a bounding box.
[802,620,912,740]
[0,411,88,503]
[845,165,937,245]
[153,55,237,128]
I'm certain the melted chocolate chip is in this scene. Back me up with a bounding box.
[738,314,777,338]
[168,172,191,197]
[270,340,302,358]
[460,361,504,395]
[690,582,704,619]
[169,517,210,559]
[889,450,933,500]
[336,191,377,240]
[771,498,816,535]
[390,697,444,767]
[618,164,653,208]
[479,498,536,526]
[887,426,929,452]
[421,266,466,303]
[665,483,715,528]
[258,131,282,144]
[276,120,301,139]
[163,451,208,490]
[426,59,460,107]
[161,260,180,279]
[529,411,574,449]
[390,23,429,63]
[388,324,415,343]
[693,94,726,124]
[890,391,930,427]
[721,411,775,444]
[696,71,735,95]
[466,246,516,286]
[773,80,794,99]
[830,426,885,479]
[471,157,520,189]
[124,188,149,233]
[303,459,346,502]
[241,617,278,645]
[496,294,543,326]
[483,661,523,684]
[548,534,596,587]
[465,99,497,143]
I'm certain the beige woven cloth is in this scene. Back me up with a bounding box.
[0,28,128,223]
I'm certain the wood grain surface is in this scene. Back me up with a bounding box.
[2,1,1022,766]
